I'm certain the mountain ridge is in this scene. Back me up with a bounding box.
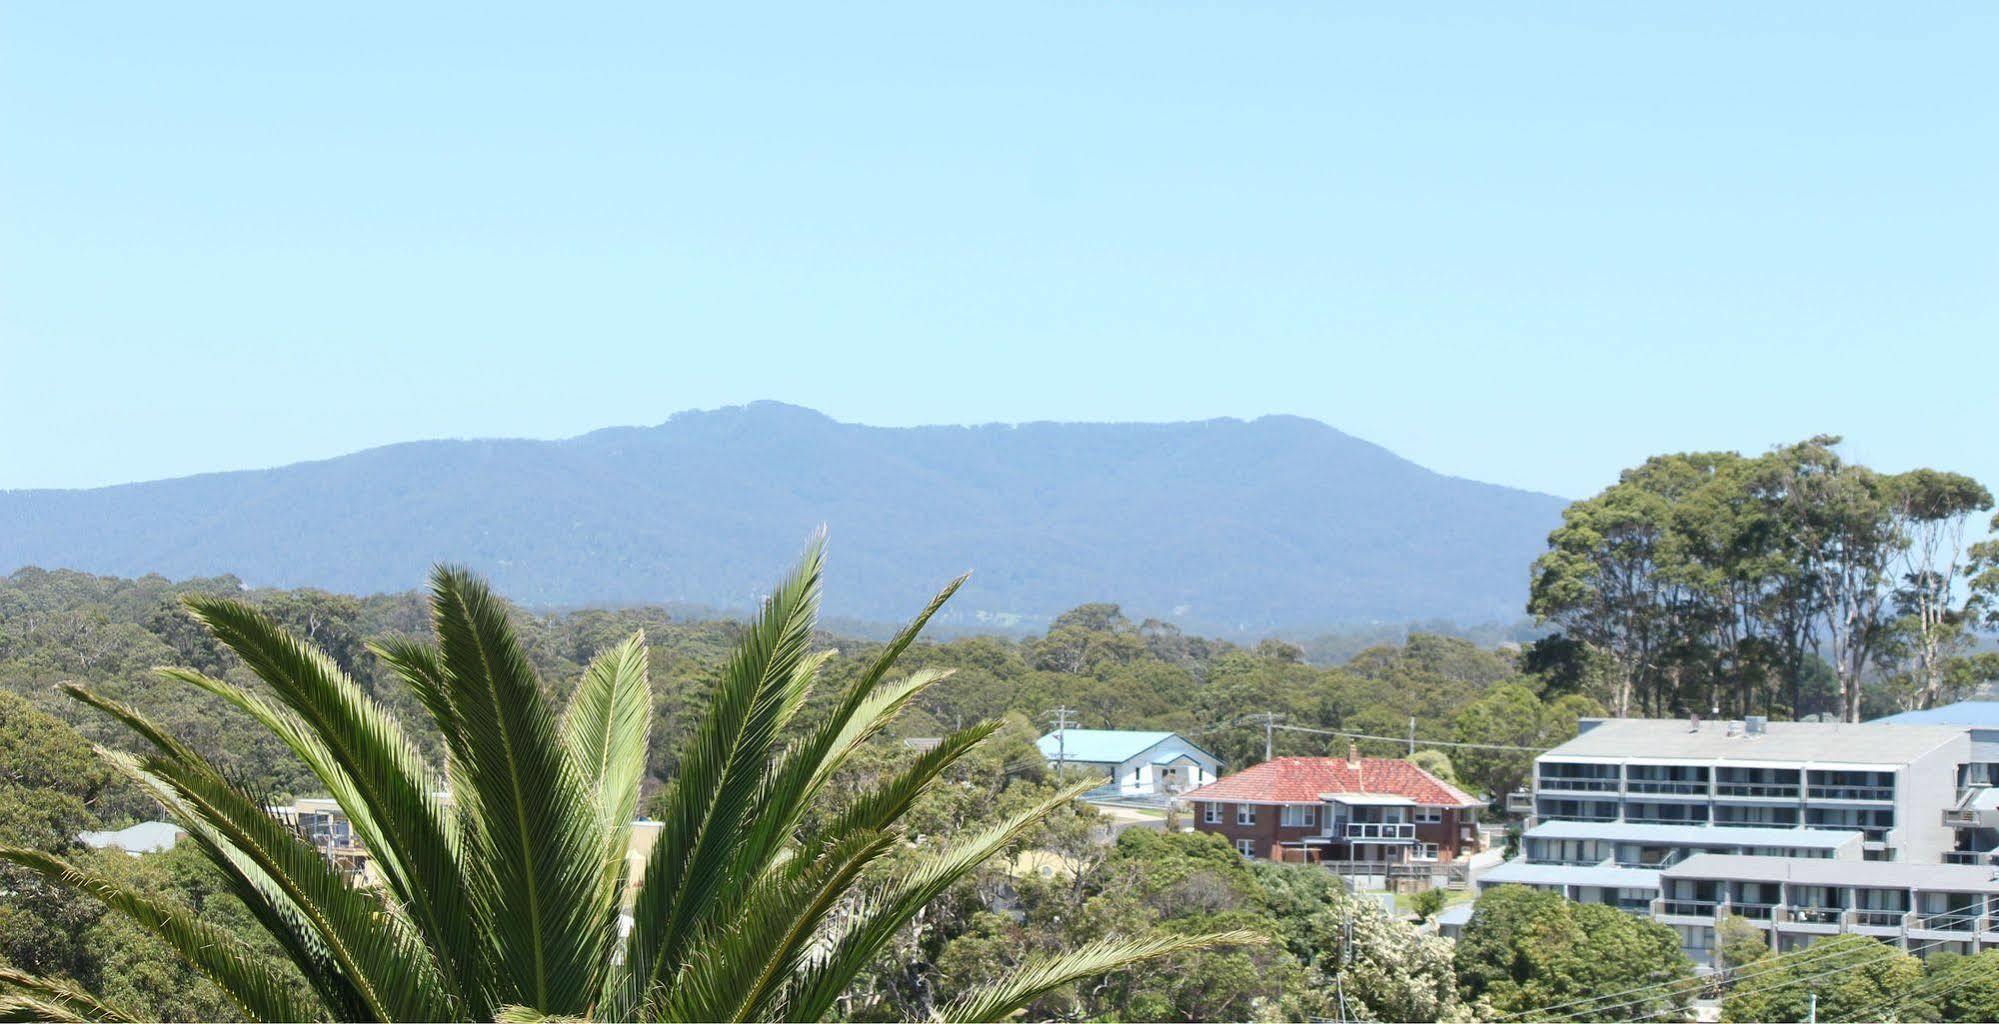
[0,402,1566,632]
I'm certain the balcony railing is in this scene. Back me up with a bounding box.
[1624,816,1710,826]
[1914,912,1982,933]
[1849,909,1908,929]
[1344,822,1416,841]
[1536,777,1621,793]
[1729,902,1778,921]
[1657,899,1718,918]
[1808,785,1894,801]
[1715,783,1801,799]
[1786,905,1842,926]
[1944,850,1996,865]
[1625,780,1709,795]
[1504,791,1534,814]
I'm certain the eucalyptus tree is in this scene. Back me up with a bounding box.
[0,544,1246,1022]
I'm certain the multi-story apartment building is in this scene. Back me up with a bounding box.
[1183,749,1483,863]
[1466,715,1993,963]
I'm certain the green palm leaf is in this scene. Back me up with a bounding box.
[937,930,1268,1023]
[426,565,612,1015]
[10,543,1233,1024]
[0,847,324,1024]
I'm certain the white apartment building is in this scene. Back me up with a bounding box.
[1465,715,1999,964]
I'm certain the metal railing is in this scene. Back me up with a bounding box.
[1808,785,1894,801]
[1729,902,1778,921]
[1625,780,1709,795]
[1715,783,1801,799]
[1657,899,1718,918]
[1344,822,1416,841]
[1536,777,1621,793]
[1848,908,1908,928]
[1786,905,1842,926]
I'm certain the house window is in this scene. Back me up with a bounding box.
[1203,803,1222,824]
[1415,807,1443,824]
[1281,805,1317,827]
[1236,839,1257,858]
[1414,843,1439,861]
[1237,804,1257,826]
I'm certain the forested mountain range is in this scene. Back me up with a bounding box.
[0,402,1564,632]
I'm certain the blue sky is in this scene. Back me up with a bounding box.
[3,3,1994,499]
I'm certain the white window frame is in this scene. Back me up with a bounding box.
[1203,802,1222,824]
[1415,807,1443,824]
[1236,838,1257,858]
[1414,842,1440,861]
[1237,803,1256,826]
[1280,804,1317,827]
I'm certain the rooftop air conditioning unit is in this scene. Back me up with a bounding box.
[1745,716,1768,737]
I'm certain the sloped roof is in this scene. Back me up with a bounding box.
[1179,756,1480,807]
[1547,718,1965,764]
[1036,729,1204,765]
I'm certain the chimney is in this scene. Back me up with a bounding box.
[1346,742,1361,769]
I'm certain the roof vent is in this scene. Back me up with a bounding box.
[1746,716,1768,737]
[1689,714,1702,732]
[1726,720,1743,737]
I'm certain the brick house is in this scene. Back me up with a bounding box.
[1181,747,1484,863]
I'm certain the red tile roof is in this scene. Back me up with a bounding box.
[1179,756,1480,807]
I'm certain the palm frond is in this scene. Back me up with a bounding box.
[621,541,825,1017]
[936,930,1267,1023]
[561,631,652,833]
[0,965,135,1023]
[653,829,897,1023]
[0,847,325,1023]
[809,719,999,851]
[154,663,485,1011]
[786,778,1099,1022]
[61,684,457,1022]
[427,565,610,1015]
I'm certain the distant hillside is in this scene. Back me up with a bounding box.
[0,403,1565,632]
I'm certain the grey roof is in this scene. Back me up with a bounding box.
[1526,820,1863,851]
[1664,854,1999,893]
[78,821,182,854]
[1436,903,1476,927]
[1874,701,1999,727]
[1478,859,1662,890]
[1544,718,1967,765]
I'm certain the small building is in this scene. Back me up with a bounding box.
[78,821,183,856]
[1182,747,1483,863]
[1035,729,1222,797]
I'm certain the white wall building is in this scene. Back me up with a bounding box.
[1035,729,1222,797]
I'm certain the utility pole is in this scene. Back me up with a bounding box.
[1255,712,1285,762]
[1408,716,1416,756]
[1807,992,1816,1024]
[1047,706,1077,780]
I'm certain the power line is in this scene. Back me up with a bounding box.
[1271,722,1552,753]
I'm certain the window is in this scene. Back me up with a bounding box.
[1237,804,1257,826]
[1414,843,1439,861]
[1280,804,1317,827]
[1415,807,1443,824]
[1203,802,1222,824]
[1236,839,1257,858]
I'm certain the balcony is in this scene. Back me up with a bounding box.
[1914,912,1982,933]
[1343,822,1416,841]
[1727,902,1778,921]
[1848,909,1909,929]
[1808,785,1894,802]
[1504,791,1534,815]
[1625,780,1709,796]
[1785,905,1842,927]
[1715,783,1801,799]
[1537,777,1621,794]
[1944,849,1997,866]
[1656,899,1719,919]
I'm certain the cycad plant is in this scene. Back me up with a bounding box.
[0,545,1247,1022]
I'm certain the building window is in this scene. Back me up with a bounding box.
[1236,839,1257,858]
[1280,804,1316,827]
[1237,804,1256,826]
[1414,843,1439,861]
[1415,807,1443,824]
[1203,803,1222,824]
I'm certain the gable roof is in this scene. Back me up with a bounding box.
[1179,756,1480,807]
[1036,729,1212,765]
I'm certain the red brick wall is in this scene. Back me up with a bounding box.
[1190,802,1481,861]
